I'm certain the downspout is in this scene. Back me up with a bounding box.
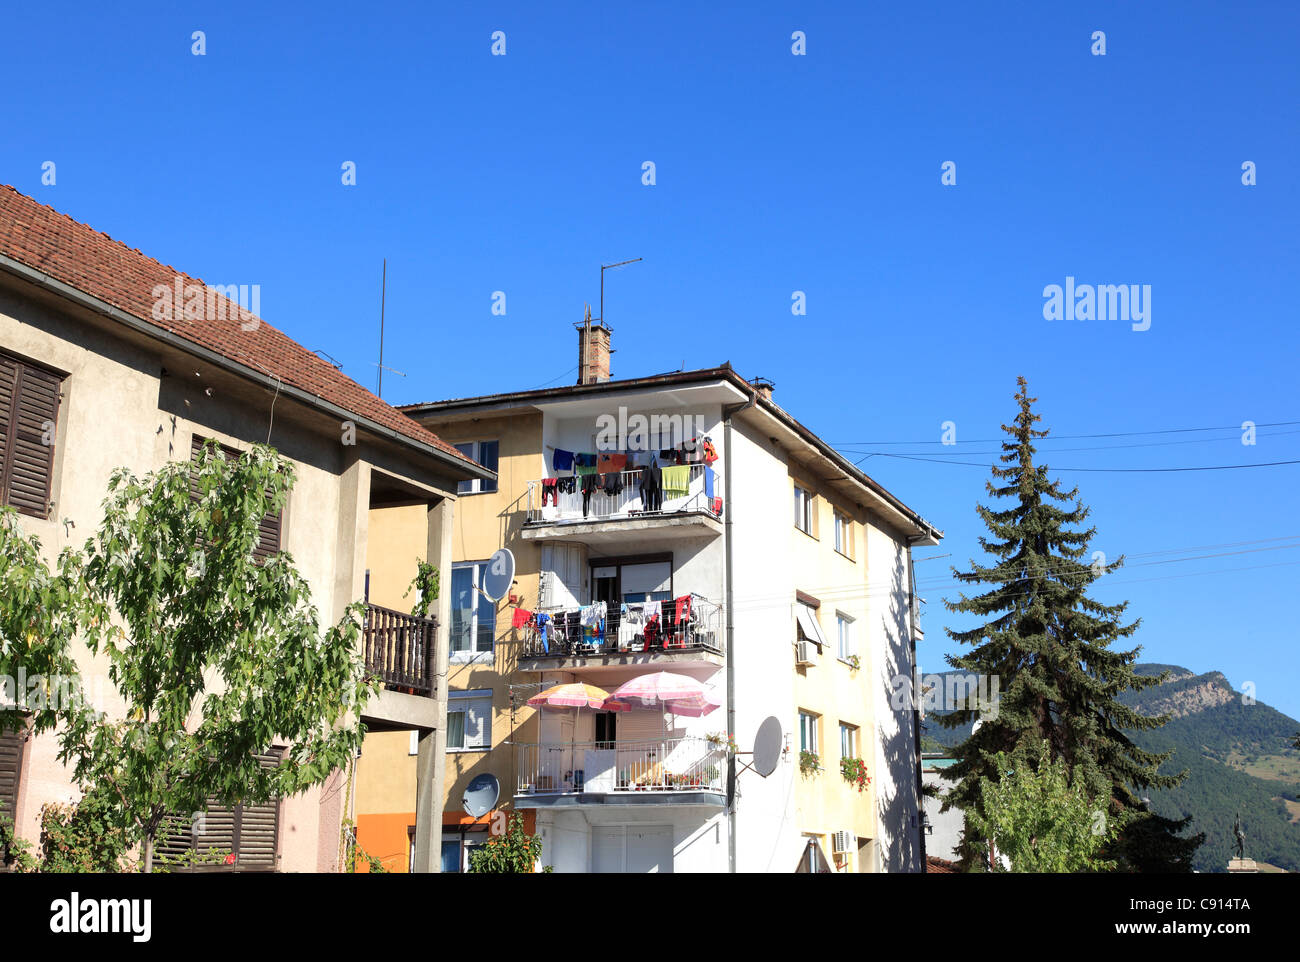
[906,538,926,872]
[722,385,758,874]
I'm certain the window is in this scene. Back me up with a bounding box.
[795,601,827,651]
[798,711,819,753]
[836,612,855,661]
[793,484,813,535]
[446,689,492,750]
[840,723,858,759]
[451,562,497,658]
[454,440,498,494]
[591,559,672,605]
[834,510,853,558]
[441,826,489,872]
[0,352,63,518]
[190,435,282,561]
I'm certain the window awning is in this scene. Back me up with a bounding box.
[796,602,827,648]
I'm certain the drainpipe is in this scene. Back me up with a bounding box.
[906,538,926,873]
[722,385,758,874]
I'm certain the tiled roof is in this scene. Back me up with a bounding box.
[0,185,476,468]
[926,856,959,873]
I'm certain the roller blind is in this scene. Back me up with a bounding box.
[0,354,62,519]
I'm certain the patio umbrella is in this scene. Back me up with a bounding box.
[606,671,721,717]
[526,682,627,791]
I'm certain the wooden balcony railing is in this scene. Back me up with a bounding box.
[363,604,437,697]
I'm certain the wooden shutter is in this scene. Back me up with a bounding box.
[0,354,62,519]
[0,728,25,873]
[190,435,282,560]
[157,749,282,872]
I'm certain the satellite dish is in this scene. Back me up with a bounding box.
[482,548,515,602]
[752,716,782,777]
[463,774,500,818]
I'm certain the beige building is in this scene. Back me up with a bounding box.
[0,187,492,872]
[353,322,941,872]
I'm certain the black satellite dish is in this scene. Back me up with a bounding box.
[463,774,500,818]
[752,716,782,777]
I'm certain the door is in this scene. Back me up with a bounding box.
[591,825,674,873]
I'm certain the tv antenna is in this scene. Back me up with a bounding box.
[597,257,642,325]
[374,258,406,397]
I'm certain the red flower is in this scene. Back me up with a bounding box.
[224,853,237,865]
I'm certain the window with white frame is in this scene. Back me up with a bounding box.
[836,611,855,661]
[799,710,819,754]
[446,689,492,750]
[451,562,496,658]
[454,440,499,494]
[840,723,858,759]
[796,600,827,651]
[834,510,853,558]
[794,484,814,535]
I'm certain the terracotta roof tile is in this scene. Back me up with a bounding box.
[0,185,476,468]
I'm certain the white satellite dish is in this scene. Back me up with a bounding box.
[752,716,783,777]
[482,548,515,601]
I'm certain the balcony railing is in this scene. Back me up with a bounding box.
[515,737,726,796]
[520,594,722,659]
[363,603,436,697]
[525,464,720,524]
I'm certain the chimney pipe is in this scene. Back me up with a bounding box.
[576,315,613,385]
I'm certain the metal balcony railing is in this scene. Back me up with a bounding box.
[519,594,722,659]
[525,464,720,524]
[515,737,726,796]
[362,603,436,697]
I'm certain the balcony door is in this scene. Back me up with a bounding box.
[592,825,674,873]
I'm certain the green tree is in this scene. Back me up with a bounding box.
[968,740,1124,872]
[55,442,378,871]
[467,813,546,873]
[940,378,1202,872]
[36,785,135,873]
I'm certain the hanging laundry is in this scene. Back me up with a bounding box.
[575,464,598,477]
[662,464,691,498]
[541,478,559,506]
[675,595,692,622]
[659,448,681,465]
[552,448,575,471]
[597,452,628,473]
[535,612,551,652]
[557,476,577,494]
[643,613,661,649]
[512,607,534,629]
[601,472,624,496]
[702,437,718,465]
[704,466,715,501]
[639,460,662,512]
[581,473,600,516]
[712,496,723,517]
[575,453,598,468]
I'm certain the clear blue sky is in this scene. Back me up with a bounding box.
[4,2,1297,716]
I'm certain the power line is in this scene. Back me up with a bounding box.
[837,427,1300,460]
[850,452,1300,473]
[830,419,1300,447]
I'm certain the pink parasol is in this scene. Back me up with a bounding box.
[607,671,721,717]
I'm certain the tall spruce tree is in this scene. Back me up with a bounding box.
[939,377,1202,871]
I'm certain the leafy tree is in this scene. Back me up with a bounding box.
[55,442,378,871]
[968,740,1124,872]
[0,507,88,736]
[467,813,546,873]
[36,785,135,872]
[940,378,1202,871]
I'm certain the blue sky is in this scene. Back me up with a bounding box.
[3,2,1298,717]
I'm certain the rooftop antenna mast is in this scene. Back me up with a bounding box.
[597,257,642,326]
[374,258,406,397]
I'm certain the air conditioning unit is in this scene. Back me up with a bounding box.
[796,640,815,666]
[832,831,855,855]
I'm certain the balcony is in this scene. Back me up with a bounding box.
[517,594,724,673]
[522,465,722,546]
[514,736,726,807]
[362,603,436,698]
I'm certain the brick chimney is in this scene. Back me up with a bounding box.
[750,376,774,401]
[577,319,613,385]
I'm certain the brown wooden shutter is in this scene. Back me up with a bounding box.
[157,749,282,872]
[0,728,25,873]
[190,435,282,560]
[0,355,62,519]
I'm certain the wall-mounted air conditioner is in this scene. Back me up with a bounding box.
[832,831,855,855]
[796,640,815,666]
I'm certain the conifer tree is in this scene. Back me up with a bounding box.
[939,377,1202,871]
